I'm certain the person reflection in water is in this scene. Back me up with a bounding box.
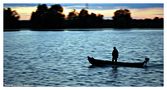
[112,47,119,63]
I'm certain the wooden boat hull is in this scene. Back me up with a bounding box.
[87,56,149,68]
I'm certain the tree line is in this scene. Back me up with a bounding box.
[4,4,163,30]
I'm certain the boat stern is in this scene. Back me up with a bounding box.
[143,58,149,67]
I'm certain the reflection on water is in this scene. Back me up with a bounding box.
[111,66,118,78]
[4,29,163,86]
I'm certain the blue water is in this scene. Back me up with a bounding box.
[4,29,163,86]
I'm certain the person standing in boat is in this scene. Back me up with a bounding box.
[112,47,119,63]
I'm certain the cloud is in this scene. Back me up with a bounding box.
[64,5,86,9]
[4,3,38,8]
[63,3,163,10]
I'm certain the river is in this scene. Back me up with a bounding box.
[4,29,163,86]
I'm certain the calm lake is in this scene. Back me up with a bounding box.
[4,29,163,86]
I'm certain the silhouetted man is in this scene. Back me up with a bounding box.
[112,47,119,63]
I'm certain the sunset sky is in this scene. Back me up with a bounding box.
[4,3,163,20]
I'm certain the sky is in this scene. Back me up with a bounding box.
[4,3,164,20]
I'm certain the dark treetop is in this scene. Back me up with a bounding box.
[4,4,163,31]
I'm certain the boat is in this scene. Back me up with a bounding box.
[87,56,149,68]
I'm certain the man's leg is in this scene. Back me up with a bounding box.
[112,58,114,62]
[115,58,117,63]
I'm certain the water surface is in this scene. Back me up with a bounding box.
[4,29,163,86]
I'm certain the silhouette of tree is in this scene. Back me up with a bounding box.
[44,4,65,28]
[30,4,48,28]
[74,9,103,28]
[78,9,88,26]
[112,9,132,28]
[148,17,163,28]
[50,4,63,13]
[153,17,163,28]
[67,9,78,20]
[88,13,104,27]
[37,4,48,12]
[66,9,79,28]
[30,4,65,29]
[79,9,89,17]
[113,9,132,21]
[4,4,163,29]
[4,8,20,29]
[66,8,104,28]
[97,14,104,20]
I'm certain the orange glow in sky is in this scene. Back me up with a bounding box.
[9,6,163,20]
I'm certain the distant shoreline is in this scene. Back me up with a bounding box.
[4,27,163,32]
[4,5,163,31]
[4,19,163,31]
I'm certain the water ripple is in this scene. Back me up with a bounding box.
[4,29,163,86]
